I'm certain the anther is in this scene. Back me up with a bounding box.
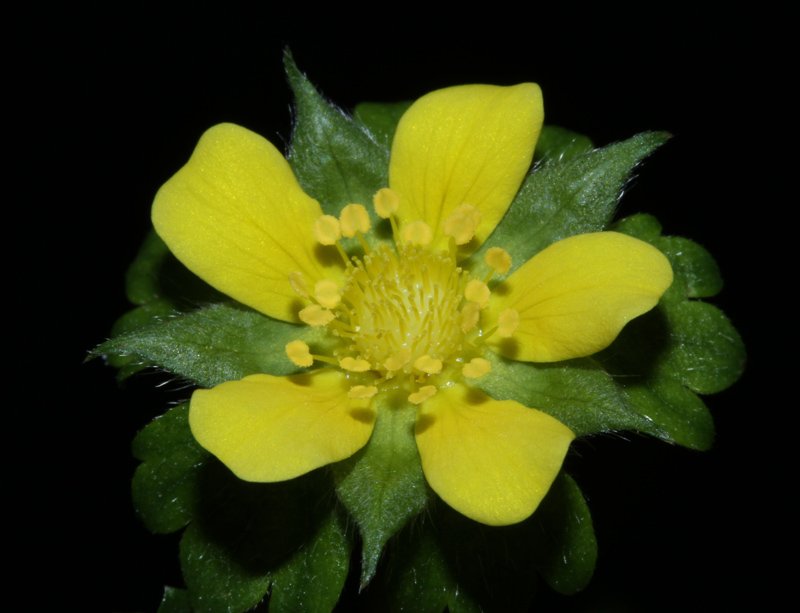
[339,204,371,238]
[384,349,412,372]
[464,279,490,308]
[373,187,399,218]
[413,354,443,375]
[314,279,341,308]
[348,385,378,400]
[462,357,491,379]
[314,215,341,245]
[485,247,512,275]
[285,340,313,367]
[460,302,481,332]
[443,204,481,245]
[408,385,437,405]
[339,357,372,372]
[299,304,335,327]
[289,271,310,298]
[400,221,433,246]
[497,308,520,337]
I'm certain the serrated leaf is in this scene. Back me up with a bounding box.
[181,466,341,613]
[268,509,350,613]
[157,586,192,613]
[530,474,596,594]
[656,236,723,299]
[94,303,333,387]
[285,52,388,214]
[132,404,209,534]
[353,101,411,150]
[477,353,664,438]
[473,132,670,275]
[332,396,428,587]
[533,125,593,166]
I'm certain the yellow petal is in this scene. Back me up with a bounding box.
[390,84,543,248]
[189,370,375,482]
[415,384,573,526]
[152,123,340,323]
[488,232,673,362]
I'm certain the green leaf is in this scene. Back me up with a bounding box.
[132,404,209,534]
[533,125,593,166]
[530,474,596,594]
[332,396,428,587]
[473,131,670,275]
[656,236,723,299]
[268,509,351,613]
[285,52,388,214]
[181,465,346,613]
[157,586,192,613]
[353,100,411,149]
[477,353,664,439]
[94,303,333,388]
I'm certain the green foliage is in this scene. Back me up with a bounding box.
[332,397,429,586]
[472,132,670,275]
[157,587,192,613]
[534,125,594,165]
[353,100,411,149]
[285,51,388,215]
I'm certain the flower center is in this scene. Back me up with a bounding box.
[285,188,518,405]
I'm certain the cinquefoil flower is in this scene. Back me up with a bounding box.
[152,84,672,526]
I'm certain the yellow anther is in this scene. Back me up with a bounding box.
[443,204,481,245]
[383,349,412,372]
[299,304,335,327]
[462,357,491,379]
[373,187,399,218]
[314,279,341,309]
[413,354,443,375]
[339,356,372,372]
[460,301,481,332]
[288,271,310,298]
[485,247,512,275]
[314,215,341,245]
[408,385,437,405]
[339,203,371,237]
[497,308,520,337]
[400,220,433,246]
[464,279,490,308]
[285,340,313,367]
[348,385,379,400]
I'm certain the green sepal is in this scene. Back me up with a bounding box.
[332,395,428,587]
[533,125,594,166]
[94,303,334,388]
[180,465,350,613]
[379,473,595,612]
[472,131,670,276]
[132,404,208,534]
[353,101,411,149]
[157,586,192,613]
[285,51,388,215]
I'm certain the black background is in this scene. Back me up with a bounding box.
[15,6,782,611]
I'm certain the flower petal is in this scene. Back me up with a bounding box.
[390,84,543,248]
[415,384,574,526]
[152,123,341,323]
[488,232,673,362]
[189,370,376,482]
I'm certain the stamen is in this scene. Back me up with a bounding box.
[314,279,341,308]
[289,271,310,298]
[384,349,412,372]
[340,204,371,237]
[400,221,433,246]
[464,279,490,308]
[348,385,378,400]
[285,340,313,367]
[314,215,341,245]
[339,356,372,372]
[462,357,491,379]
[299,304,335,327]
[460,302,481,332]
[373,187,399,218]
[414,354,443,375]
[497,308,520,337]
[443,204,481,245]
[485,247,512,275]
[408,385,437,405]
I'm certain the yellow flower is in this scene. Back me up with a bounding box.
[152,84,672,526]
